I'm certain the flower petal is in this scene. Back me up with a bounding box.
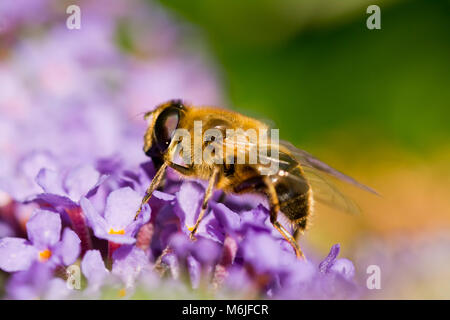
[6,261,53,299]
[53,228,81,266]
[80,197,108,237]
[31,193,77,209]
[195,213,224,243]
[191,238,221,265]
[85,174,109,199]
[21,151,58,182]
[175,181,203,231]
[241,230,293,274]
[26,209,61,249]
[187,255,201,289]
[0,238,38,272]
[81,250,109,288]
[161,252,180,280]
[36,168,65,195]
[81,197,136,244]
[3,151,50,201]
[124,203,151,237]
[63,164,101,202]
[101,233,137,245]
[153,190,175,201]
[169,232,192,259]
[330,258,355,280]
[104,187,141,230]
[319,244,340,273]
[44,278,73,300]
[239,204,272,234]
[112,245,150,287]
[211,202,240,233]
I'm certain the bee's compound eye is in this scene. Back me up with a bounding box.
[145,148,154,157]
[154,108,180,152]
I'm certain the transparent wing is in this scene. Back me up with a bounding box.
[280,166,362,215]
[214,137,377,195]
[212,137,376,215]
[211,134,291,166]
[278,140,379,195]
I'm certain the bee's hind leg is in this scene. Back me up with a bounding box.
[264,177,306,260]
[293,218,307,241]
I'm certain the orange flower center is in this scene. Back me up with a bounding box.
[108,228,125,235]
[39,249,52,262]
[118,288,127,298]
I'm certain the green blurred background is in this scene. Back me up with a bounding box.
[154,0,450,283]
[156,0,449,152]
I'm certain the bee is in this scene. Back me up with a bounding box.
[137,99,377,259]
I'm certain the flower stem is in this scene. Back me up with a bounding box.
[107,241,121,269]
[66,206,92,255]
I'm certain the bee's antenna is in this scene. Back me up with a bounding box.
[143,109,157,120]
[128,110,153,122]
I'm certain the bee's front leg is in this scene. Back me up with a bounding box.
[135,161,169,219]
[188,166,220,240]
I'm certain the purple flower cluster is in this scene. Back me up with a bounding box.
[0,0,358,299]
[0,159,358,299]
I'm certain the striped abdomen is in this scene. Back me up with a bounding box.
[272,154,313,235]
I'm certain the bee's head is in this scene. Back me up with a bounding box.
[143,100,185,166]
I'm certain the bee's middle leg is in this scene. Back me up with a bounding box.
[264,177,305,260]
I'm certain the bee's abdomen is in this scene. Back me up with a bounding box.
[279,192,310,222]
[274,166,312,232]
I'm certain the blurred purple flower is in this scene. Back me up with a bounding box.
[112,245,151,287]
[33,165,107,209]
[0,0,51,33]
[170,232,221,265]
[0,150,59,202]
[0,210,80,272]
[81,249,110,296]
[187,255,202,289]
[241,230,297,275]
[6,261,72,300]
[319,243,355,280]
[173,181,223,243]
[80,187,150,244]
